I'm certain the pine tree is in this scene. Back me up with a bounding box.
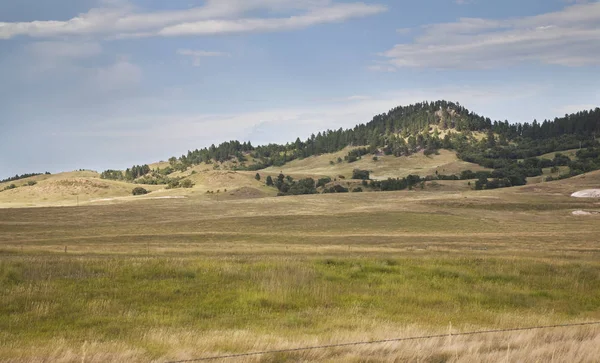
[266,176,274,186]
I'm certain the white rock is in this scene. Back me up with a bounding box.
[571,189,600,198]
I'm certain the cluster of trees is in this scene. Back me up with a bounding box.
[368,175,424,191]
[267,173,318,196]
[346,148,370,163]
[262,173,360,196]
[1,172,49,184]
[101,164,151,181]
[352,169,370,180]
[546,147,600,181]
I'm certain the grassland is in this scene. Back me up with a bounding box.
[1,172,600,362]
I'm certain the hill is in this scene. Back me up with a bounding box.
[2,100,598,207]
[0,171,150,208]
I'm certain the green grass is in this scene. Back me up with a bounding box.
[2,256,599,358]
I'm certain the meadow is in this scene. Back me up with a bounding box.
[1,178,600,362]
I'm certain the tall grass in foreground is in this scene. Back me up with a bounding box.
[1,256,599,362]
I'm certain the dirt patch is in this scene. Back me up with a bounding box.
[571,189,600,198]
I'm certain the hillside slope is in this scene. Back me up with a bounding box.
[0,171,154,208]
[263,148,489,180]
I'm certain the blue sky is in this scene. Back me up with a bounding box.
[1,0,599,178]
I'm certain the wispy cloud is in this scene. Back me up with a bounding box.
[376,2,600,69]
[0,1,387,39]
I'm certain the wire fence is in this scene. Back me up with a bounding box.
[166,321,600,362]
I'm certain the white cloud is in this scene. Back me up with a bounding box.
[0,1,386,39]
[157,3,386,37]
[377,2,600,69]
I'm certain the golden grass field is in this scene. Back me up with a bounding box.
[1,168,599,362]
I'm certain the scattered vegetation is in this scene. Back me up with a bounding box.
[1,184,17,192]
[101,164,151,181]
[0,172,49,184]
[132,187,149,196]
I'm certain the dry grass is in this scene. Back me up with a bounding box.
[1,176,600,362]
[539,148,581,160]
[4,324,599,362]
[262,149,489,180]
[0,171,154,208]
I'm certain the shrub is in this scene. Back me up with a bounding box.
[180,179,194,188]
[352,169,370,180]
[323,185,349,193]
[166,179,181,189]
[27,181,37,186]
[316,177,332,188]
[132,187,149,196]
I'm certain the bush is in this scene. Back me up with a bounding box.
[316,177,332,188]
[166,179,181,189]
[323,185,349,193]
[180,179,194,188]
[27,181,37,186]
[2,184,17,192]
[132,187,149,196]
[352,169,370,180]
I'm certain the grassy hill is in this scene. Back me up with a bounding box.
[263,148,489,180]
[0,171,156,208]
[0,168,279,208]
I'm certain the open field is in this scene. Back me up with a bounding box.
[1,172,600,362]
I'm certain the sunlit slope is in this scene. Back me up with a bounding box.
[0,168,279,208]
[0,171,162,208]
[514,169,600,197]
[263,148,489,180]
[178,168,276,196]
[539,148,580,160]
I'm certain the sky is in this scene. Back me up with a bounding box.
[1,0,599,178]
